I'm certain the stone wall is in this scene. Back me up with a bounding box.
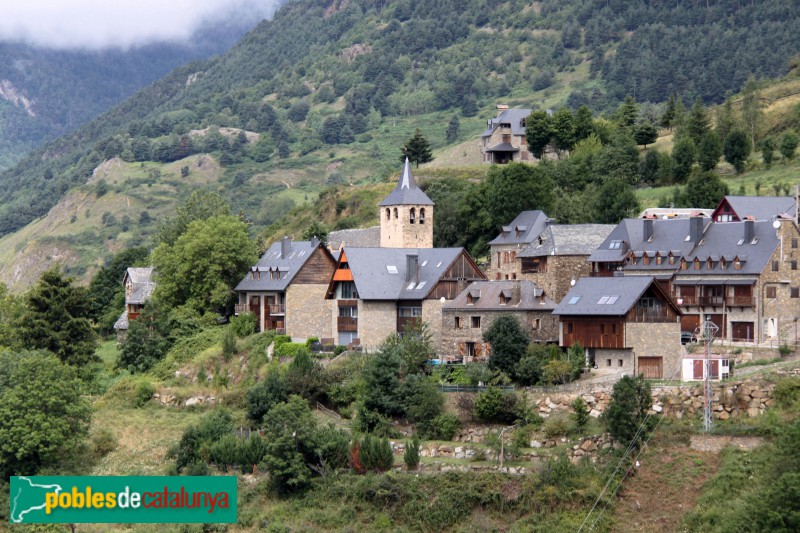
[759,220,800,342]
[486,244,523,280]
[285,284,333,340]
[439,309,558,358]
[359,300,397,351]
[626,321,682,377]
[422,299,444,351]
[380,204,433,248]
[521,255,592,303]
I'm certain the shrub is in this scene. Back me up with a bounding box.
[275,341,306,357]
[485,315,530,377]
[169,408,234,472]
[428,413,461,441]
[404,437,420,470]
[91,429,118,458]
[222,326,237,361]
[543,412,573,438]
[572,397,590,430]
[135,379,155,408]
[246,370,290,424]
[604,375,652,447]
[230,313,257,337]
[401,374,444,429]
[774,377,800,409]
[779,343,793,356]
[474,387,518,423]
[354,434,394,473]
[512,425,532,450]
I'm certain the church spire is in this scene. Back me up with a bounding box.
[379,158,434,207]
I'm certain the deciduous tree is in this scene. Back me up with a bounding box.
[526,110,552,159]
[604,375,652,448]
[485,315,530,377]
[724,129,751,173]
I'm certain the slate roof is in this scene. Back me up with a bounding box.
[484,142,520,152]
[722,196,796,221]
[124,267,155,305]
[639,207,713,219]
[683,220,779,276]
[553,276,656,316]
[113,311,128,331]
[379,158,434,206]
[481,108,531,138]
[518,224,615,258]
[445,280,556,311]
[488,210,550,246]
[235,239,326,292]
[342,247,477,300]
[327,226,380,249]
[588,218,705,265]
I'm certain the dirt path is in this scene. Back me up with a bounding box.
[609,446,719,532]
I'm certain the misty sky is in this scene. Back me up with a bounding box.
[0,0,282,49]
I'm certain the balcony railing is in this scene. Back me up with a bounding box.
[698,296,725,307]
[337,316,358,332]
[630,308,673,323]
[234,304,259,315]
[672,293,697,306]
[269,304,285,315]
[728,296,754,307]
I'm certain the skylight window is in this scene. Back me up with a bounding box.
[568,296,581,305]
[416,281,426,290]
[407,282,416,290]
[421,260,428,267]
[597,296,610,305]
[607,296,619,304]
[609,240,622,250]
[387,265,398,274]
[436,262,442,268]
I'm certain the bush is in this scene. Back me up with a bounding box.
[353,434,394,473]
[230,313,257,337]
[428,413,461,441]
[572,397,590,430]
[779,343,793,356]
[246,370,290,424]
[275,341,306,357]
[135,379,155,407]
[404,437,421,470]
[222,326,237,361]
[543,412,573,438]
[774,377,800,409]
[473,387,518,423]
[604,375,652,447]
[91,429,118,458]
[401,374,444,428]
[169,408,234,472]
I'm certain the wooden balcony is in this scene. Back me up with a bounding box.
[728,296,754,307]
[672,293,697,306]
[397,316,421,333]
[337,316,358,332]
[234,304,259,315]
[128,311,141,321]
[698,296,725,307]
[269,304,285,315]
[630,309,674,323]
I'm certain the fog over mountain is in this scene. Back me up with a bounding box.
[0,0,286,50]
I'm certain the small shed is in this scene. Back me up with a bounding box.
[681,353,731,381]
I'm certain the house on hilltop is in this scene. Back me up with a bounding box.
[711,195,796,223]
[114,267,155,338]
[481,105,532,164]
[554,276,682,379]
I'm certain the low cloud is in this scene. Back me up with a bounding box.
[0,0,283,49]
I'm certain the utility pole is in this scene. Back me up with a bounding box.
[695,319,719,432]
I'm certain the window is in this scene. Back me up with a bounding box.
[618,359,623,367]
[567,323,573,334]
[734,259,742,270]
[766,286,777,299]
[495,272,501,280]
[793,238,798,249]
[455,317,462,329]
[669,256,676,265]
[533,318,540,329]
[399,307,422,317]
[385,208,390,221]
[339,282,358,299]
[681,259,687,270]
[465,342,476,357]
[606,359,612,367]
[419,208,426,224]
[386,265,398,274]
[339,306,358,318]
[410,207,416,224]
[656,256,662,265]
[471,316,481,328]
[393,207,398,219]
[694,258,701,270]
[792,287,800,299]
[568,296,581,305]
[720,259,727,270]
[773,260,780,271]
[609,240,622,250]
[792,260,798,271]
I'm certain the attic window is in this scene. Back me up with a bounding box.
[387,265,398,274]
[416,281,426,290]
[597,296,619,305]
[737,239,745,246]
[734,259,742,270]
[407,282,416,290]
[750,238,758,245]
[694,258,701,270]
[669,256,675,265]
[609,240,622,250]
[568,296,581,305]
[720,259,727,270]
[421,260,428,267]
[436,262,442,268]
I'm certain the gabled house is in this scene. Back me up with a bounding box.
[440,280,558,362]
[488,210,613,301]
[325,247,485,350]
[234,237,337,337]
[590,216,800,343]
[113,267,155,338]
[481,106,532,164]
[711,195,796,223]
[553,276,682,379]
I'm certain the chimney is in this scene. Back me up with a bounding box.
[281,236,291,258]
[643,219,654,242]
[310,236,320,248]
[744,219,755,243]
[690,217,704,243]
[406,254,419,283]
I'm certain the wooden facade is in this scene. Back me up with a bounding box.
[292,247,338,284]
[562,317,626,349]
[427,252,486,300]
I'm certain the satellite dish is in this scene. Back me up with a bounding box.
[773,220,781,229]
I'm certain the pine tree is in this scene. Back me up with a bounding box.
[617,96,638,129]
[697,131,722,171]
[724,130,751,173]
[573,105,594,143]
[400,128,433,167]
[445,115,460,143]
[660,94,677,130]
[634,122,658,148]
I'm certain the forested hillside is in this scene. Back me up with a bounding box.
[0,13,272,170]
[0,0,798,251]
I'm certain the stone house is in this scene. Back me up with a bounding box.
[487,210,613,302]
[325,247,485,351]
[234,237,337,337]
[480,106,532,164]
[553,276,683,379]
[114,267,155,338]
[589,216,800,343]
[440,280,558,363]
